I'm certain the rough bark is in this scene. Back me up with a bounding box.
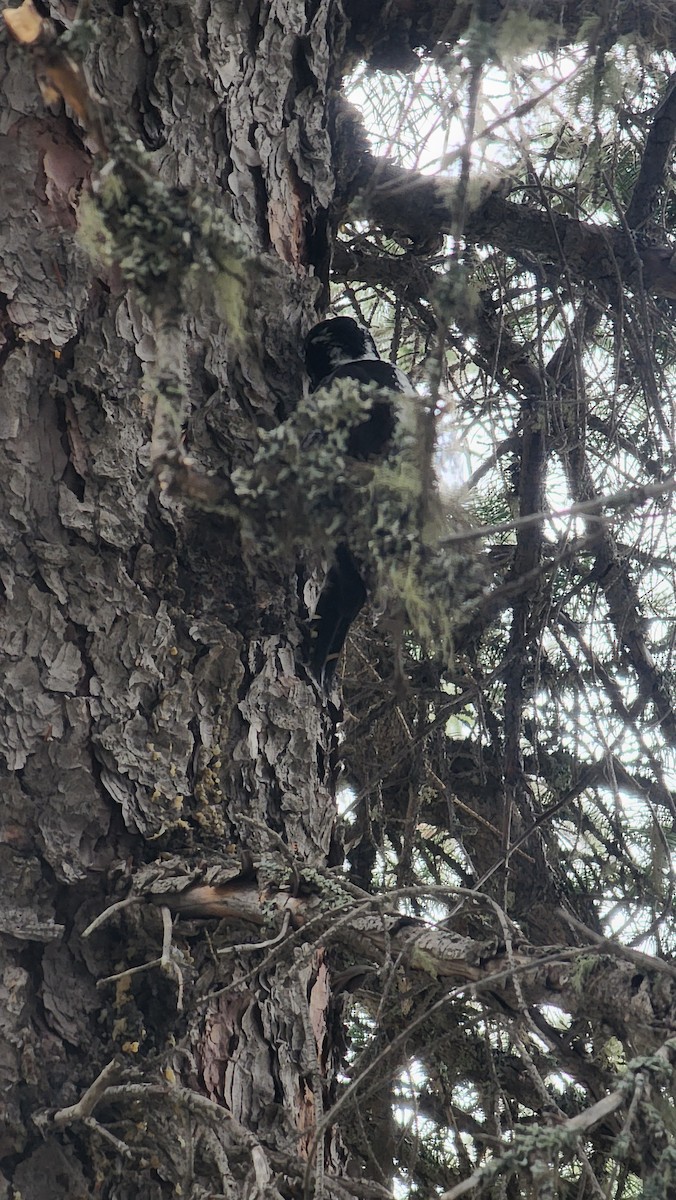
[3,0,676,1196]
[0,0,353,1194]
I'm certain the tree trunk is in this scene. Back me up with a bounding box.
[0,0,355,1193]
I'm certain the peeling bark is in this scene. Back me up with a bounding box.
[0,0,353,1192]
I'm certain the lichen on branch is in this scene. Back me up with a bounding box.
[233,376,484,659]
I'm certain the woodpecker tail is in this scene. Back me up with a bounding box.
[309,546,367,686]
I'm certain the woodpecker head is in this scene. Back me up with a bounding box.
[304,317,379,392]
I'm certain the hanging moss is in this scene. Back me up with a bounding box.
[79,133,249,335]
[232,375,484,660]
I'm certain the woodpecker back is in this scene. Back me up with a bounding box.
[304,316,413,460]
[303,316,416,683]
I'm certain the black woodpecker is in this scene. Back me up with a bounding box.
[304,316,414,685]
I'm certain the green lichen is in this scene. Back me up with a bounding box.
[79,134,248,335]
[232,375,484,661]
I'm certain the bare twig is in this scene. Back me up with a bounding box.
[52,1059,120,1127]
[82,896,142,938]
[557,909,676,980]
[443,475,676,546]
